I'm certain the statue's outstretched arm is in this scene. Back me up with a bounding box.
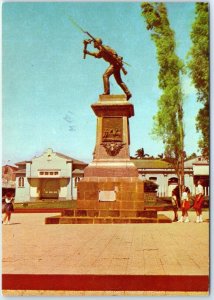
[84,50,102,59]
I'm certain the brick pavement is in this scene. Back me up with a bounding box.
[2,211,209,295]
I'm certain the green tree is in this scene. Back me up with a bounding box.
[187,3,209,159]
[141,2,185,193]
[157,153,164,159]
[185,152,197,161]
[135,148,149,159]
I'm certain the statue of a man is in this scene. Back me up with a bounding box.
[84,38,132,100]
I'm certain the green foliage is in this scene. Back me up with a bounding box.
[187,3,209,158]
[141,2,185,187]
[144,180,158,192]
[185,152,197,161]
[157,153,164,159]
[135,147,149,159]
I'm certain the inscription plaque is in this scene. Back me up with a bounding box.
[102,117,123,142]
[99,190,116,202]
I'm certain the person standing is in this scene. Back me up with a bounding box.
[2,194,6,223]
[193,180,204,223]
[171,189,178,222]
[2,192,14,225]
[177,186,191,223]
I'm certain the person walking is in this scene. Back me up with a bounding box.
[177,186,191,223]
[2,192,14,225]
[2,194,6,223]
[193,180,204,223]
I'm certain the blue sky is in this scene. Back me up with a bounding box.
[2,1,203,164]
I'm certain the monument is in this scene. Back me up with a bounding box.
[76,35,147,221]
[45,32,171,224]
[77,93,145,217]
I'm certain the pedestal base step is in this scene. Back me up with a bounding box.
[62,209,157,218]
[45,210,172,224]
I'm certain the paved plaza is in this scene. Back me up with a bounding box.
[2,210,209,296]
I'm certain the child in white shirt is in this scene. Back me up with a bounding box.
[178,186,190,223]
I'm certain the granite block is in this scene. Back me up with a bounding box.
[120,210,137,218]
[62,210,75,217]
[94,218,113,224]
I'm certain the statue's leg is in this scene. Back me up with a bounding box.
[114,69,132,100]
[103,65,114,94]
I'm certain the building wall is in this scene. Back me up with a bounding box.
[15,176,31,202]
[139,172,196,197]
[59,178,71,200]
[15,149,73,202]
[29,179,40,199]
[30,151,69,177]
[184,174,194,194]
[72,178,78,200]
[66,163,72,200]
[72,177,82,200]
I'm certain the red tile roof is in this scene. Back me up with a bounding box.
[15,161,31,166]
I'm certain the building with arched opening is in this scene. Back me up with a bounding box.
[132,157,209,197]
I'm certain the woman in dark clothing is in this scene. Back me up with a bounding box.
[2,192,14,225]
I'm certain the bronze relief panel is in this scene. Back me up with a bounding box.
[102,117,123,142]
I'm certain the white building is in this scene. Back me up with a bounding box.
[132,157,209,197]
[14,149,87,202]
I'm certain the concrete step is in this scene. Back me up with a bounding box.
[45,214,172,224]
[62,209,157,218]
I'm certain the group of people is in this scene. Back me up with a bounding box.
[2,192,14,225]
[171,180,205,223]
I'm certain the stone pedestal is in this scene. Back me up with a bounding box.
[45,95,172,224]
[83,94,138,177]
[77,94,144,212]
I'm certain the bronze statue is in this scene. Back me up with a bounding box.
[68,16,132,100]
[84,38,132,100]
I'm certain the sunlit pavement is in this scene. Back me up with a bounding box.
[2,210,209,296]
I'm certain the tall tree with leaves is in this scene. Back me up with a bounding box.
[141,2,185,192]
[135,148,149,159]
[187,3,209,159]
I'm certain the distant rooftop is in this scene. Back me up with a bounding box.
[184,157,209,168]
[15,150,87,167]
[72,169,84,175]
[55,152,87,166]
[132,159,172,169]
[14,169,26,174]
[2,164,18,169]
[15,161,31,166]
[132,156,209,170]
